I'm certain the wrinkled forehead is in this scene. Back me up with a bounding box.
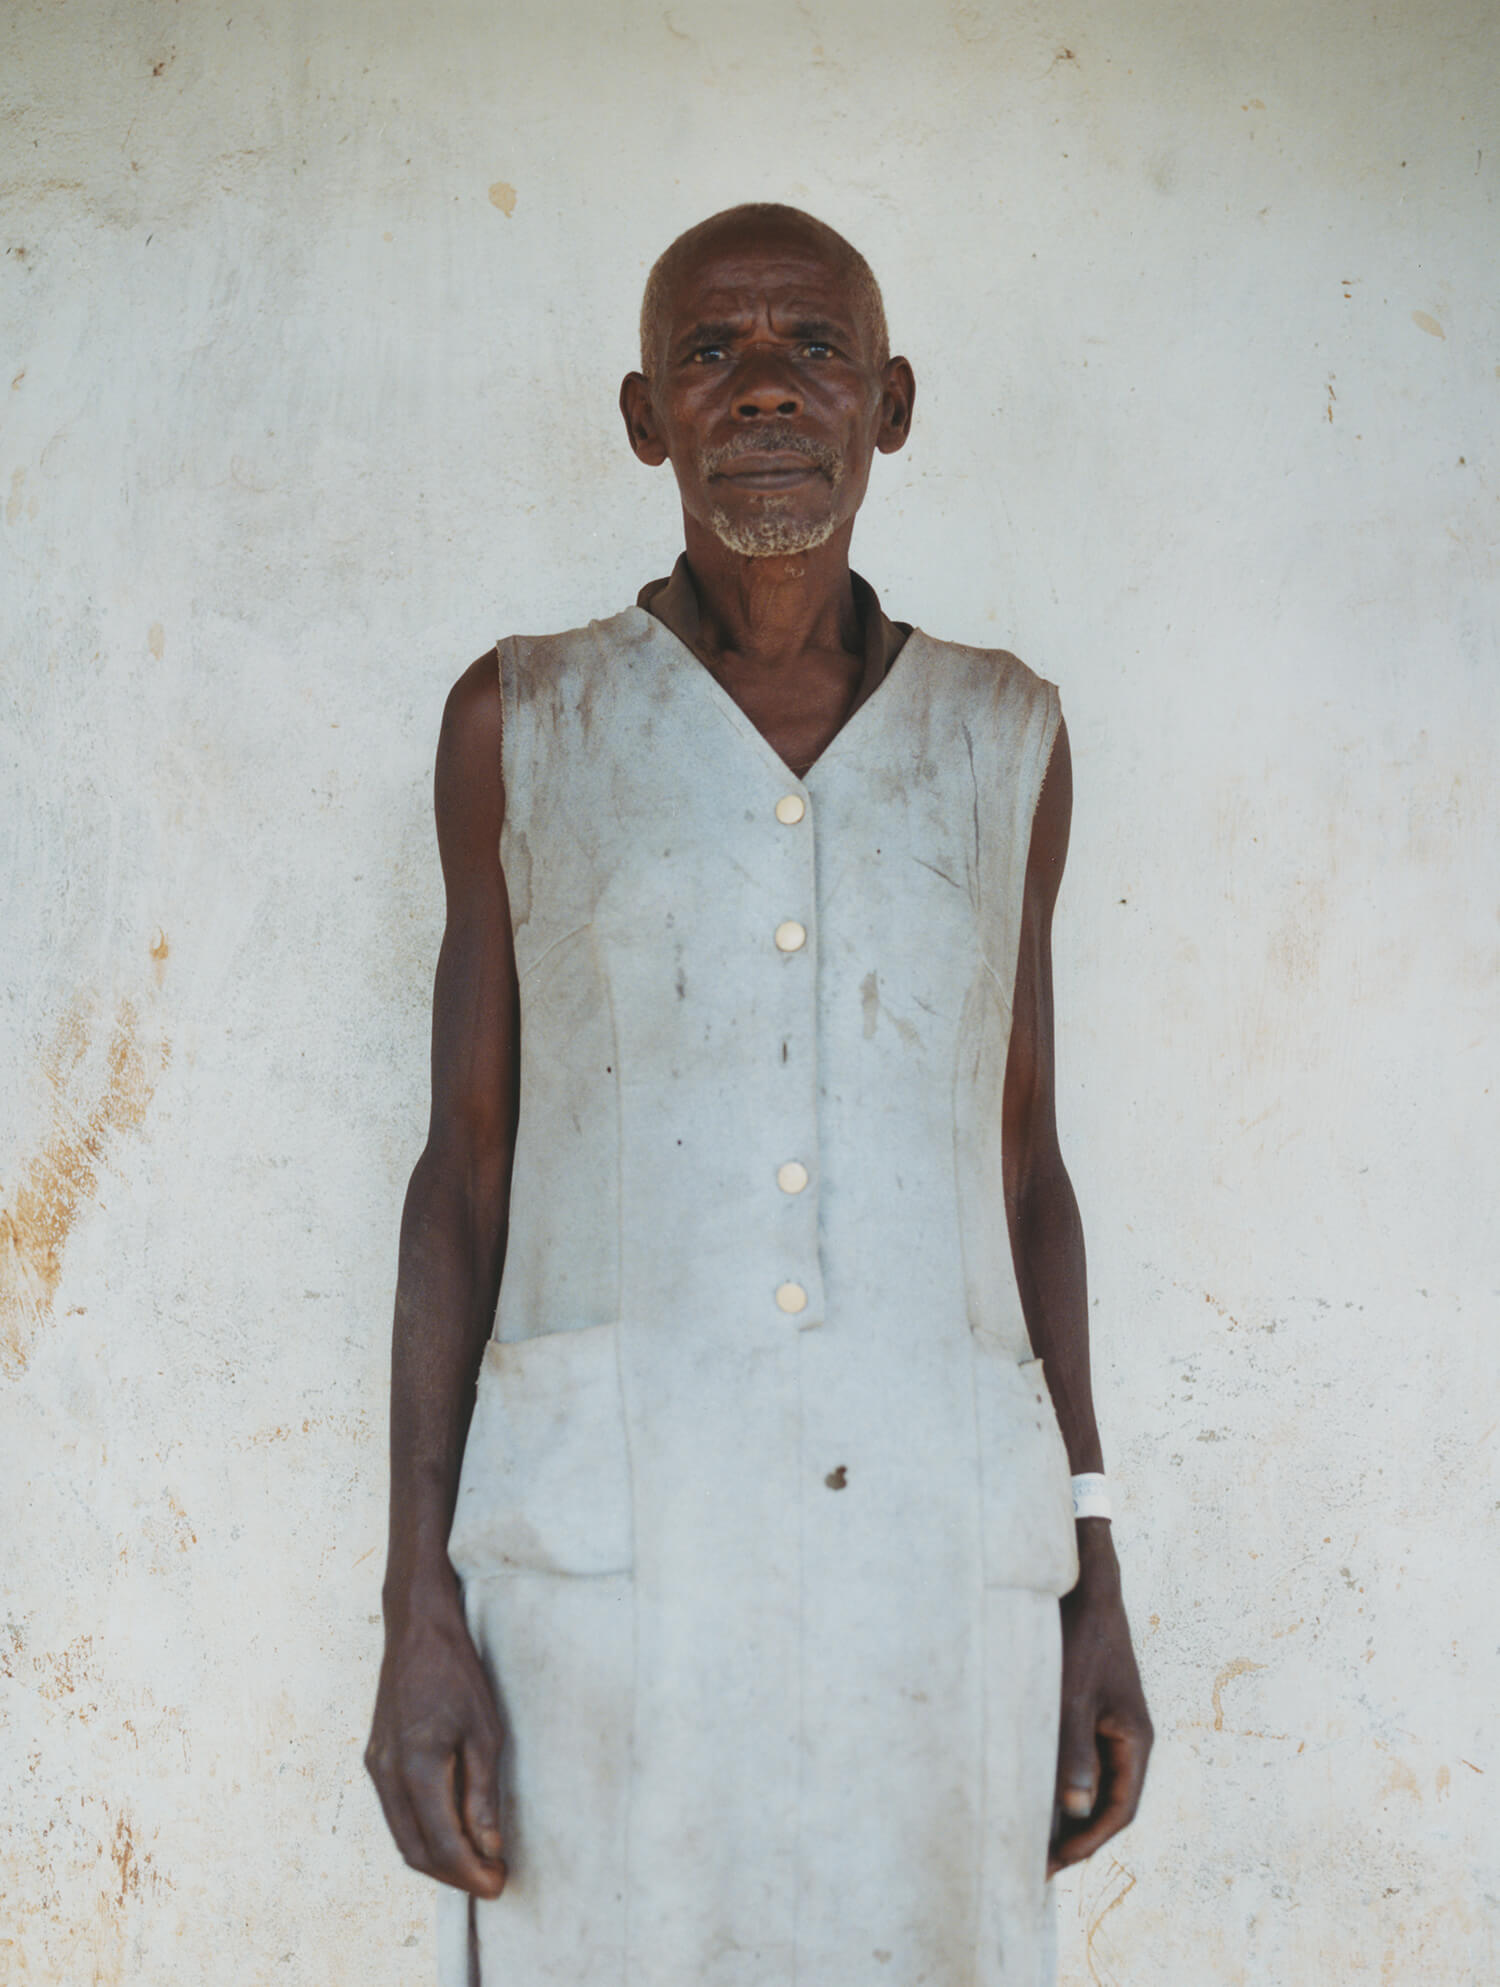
[665,232,862,330]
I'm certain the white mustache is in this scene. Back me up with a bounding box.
[699,428,843,482]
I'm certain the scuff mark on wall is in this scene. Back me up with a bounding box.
[1211,1658,1267,1732]
[1074,1855,1138,1987]
[10,1789,173,1987]
[0,990,166,1377]
[1375,1743,1423,1804]
[239,1409,372,1448]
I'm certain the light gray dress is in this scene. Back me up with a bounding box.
[440,597,1077,1987]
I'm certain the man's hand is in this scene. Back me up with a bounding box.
[365,1566,508,1898]
[1049,1520,1153,1876]
[368,654,516,1897]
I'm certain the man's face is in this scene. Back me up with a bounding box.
[622,220,911,559]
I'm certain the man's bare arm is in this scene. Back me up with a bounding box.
[1001,715,1153,1875]
[365,653,518,1899]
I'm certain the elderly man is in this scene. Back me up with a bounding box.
[366,202,1152,1987]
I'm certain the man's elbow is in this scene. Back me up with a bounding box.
[1008,1149,1081,1241]
[406,1119,513,1238]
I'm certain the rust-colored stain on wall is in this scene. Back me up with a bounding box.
[32,1631,97,1706]
[0,994,164,1377]
[1086,1857,1137,1987]
[1211,1657,1267,1732]
[110,1811,158,1905]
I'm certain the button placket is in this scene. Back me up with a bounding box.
[767,783,821,1325]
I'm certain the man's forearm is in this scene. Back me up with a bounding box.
[1009,1155,1129,1603]
[1008,1154,1103,1476]
[383,1145,509,1611]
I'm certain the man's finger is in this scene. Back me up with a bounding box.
[409,1750,507,1898]
[460,1734,507,1873]
[368,1764,443,1882]
[1054,1705,1101,1821]
[1095,1719,1151,1831]
[1050,1724,1150,1871]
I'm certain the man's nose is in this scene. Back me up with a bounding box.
[732,353,803,420]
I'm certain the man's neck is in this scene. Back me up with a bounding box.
[673,515,863,669]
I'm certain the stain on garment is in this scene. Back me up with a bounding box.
[862,971,880,1038]
[0,994,165,1376]
[488,181,518,216]
[5,466,25,524]
[147,622,164,659]
[824,1465,848,1490]
[506,830,533,929]
[1412,311,1445,340]
[860,970,919,1047]
[150,930,169,985]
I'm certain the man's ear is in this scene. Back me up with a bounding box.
[876,357,916,456]
[620,373,670,467]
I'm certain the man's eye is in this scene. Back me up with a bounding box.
[692,345,728,363]
[803,341,835,358]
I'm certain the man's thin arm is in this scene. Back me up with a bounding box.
[367,652,518,1900]
[1001,715,1153,1874]
[386,656,517,1594]
[1001,718,1102,1475]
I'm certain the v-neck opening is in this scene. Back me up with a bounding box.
[625,606,924,788]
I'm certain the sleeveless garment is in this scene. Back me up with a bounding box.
[442,598,1077,1987]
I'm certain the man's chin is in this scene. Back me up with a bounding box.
[707,506,841,559]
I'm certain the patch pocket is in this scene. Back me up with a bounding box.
[447,1322,633,1579]
[973,1350,1079,1596]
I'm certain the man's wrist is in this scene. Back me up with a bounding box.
[381,1529,464,1624]
[1070,1516,1123,1600]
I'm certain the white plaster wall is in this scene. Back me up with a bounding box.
[2,1,1495,1979]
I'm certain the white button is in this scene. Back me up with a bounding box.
[775,794,806,825]
[774,920,807,952]
[776,1281,809,1315]
[777,1161,809,1194]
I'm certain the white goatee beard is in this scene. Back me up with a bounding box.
[707,505,841,558]
[698,426,845,559]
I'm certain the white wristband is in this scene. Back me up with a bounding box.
[1071,1473,1113,1522]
